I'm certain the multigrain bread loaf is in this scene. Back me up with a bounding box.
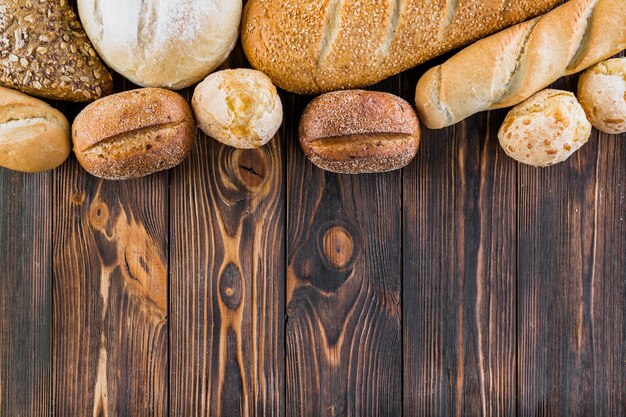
[299,90,420,174]
[241,0,560,94]
[415,0,626,129]
[73,89,196,180]
[0,0,113,102]
[0,86,70,173]
[78,0,241,90]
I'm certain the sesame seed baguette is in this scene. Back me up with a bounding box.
[414,0,626,129]
[241,0,560,94]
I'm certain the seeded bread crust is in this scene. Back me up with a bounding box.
[0,0,113,102]
[241,0,560,94]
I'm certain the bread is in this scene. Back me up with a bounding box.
[241,0,559,94]
[72,88,196,180]
[415,0,626,129]
[498,89,591,167]
[0,86,70,173]
[299,90,420,174]
[192,69,283,149]
[78,0,241,90]
[0,0,113,102]
[577,58,626,134]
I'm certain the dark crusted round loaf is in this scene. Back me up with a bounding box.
[72,88,196,180]
[298,90,420,174]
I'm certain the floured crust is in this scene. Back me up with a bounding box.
[241,0,560,94]
[0,0,113,102]
[299,90,420,173]
[73,88,196,180]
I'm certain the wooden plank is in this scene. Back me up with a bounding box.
[52,152,169,415]
[285,77,403,416]
[402,65,518,415]
[0,170,51,416]
[168,86,286,415]
[517,74,626,416]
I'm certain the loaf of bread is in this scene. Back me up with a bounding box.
[0,86,70,173]
[73,88,196,180]
[78,0,241,90]
[415,0,626,129]
[242,0,559,94]
[0,0,113,102]
[299,90,420,174]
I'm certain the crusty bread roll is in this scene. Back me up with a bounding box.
[0,0,113,102]
[242,0,559,94]
[192,69,283,149]
[577,58,626,134]
[73,88,196,180]
[0,86,70,173]
[78,0,241,90]
[299,90,420,174]
[415,0,626,129]
[498,89,591,167]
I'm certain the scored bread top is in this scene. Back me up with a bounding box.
[242,0,560,94]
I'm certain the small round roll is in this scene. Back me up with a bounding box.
[192,69,283,149]
[577,58,626,135]
[498,89,591,167]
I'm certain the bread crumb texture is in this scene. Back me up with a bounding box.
[498,89,591,167]
[0,0,112,101]
[578,57,626,134]
[192,69,283,149]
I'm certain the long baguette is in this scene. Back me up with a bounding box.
[414,0,626,129]
[242,0,560,94]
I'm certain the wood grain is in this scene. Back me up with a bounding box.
[52,150,169,416]
[0,171,51,417]
[285,77,403,417]
[168,81,285,415]
[402,64,518,415]
[517,74,626,417]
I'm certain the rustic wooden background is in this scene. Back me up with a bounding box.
[0,2,625,415]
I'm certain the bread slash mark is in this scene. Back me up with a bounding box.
[317,0,345,67]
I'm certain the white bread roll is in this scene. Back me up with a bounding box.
[78,0,242,90]
[498,90,591,167]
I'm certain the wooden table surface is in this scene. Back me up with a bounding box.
[0,13,624,415]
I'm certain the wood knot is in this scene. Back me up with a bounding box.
[236,148,267,189]
[322,226,353,269]
[70,191,85,205]
[89,201,109,230]
[219,263,243,310]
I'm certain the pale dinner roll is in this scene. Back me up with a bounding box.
[77,0,241,89]
[498,89,591,167]
[192,69,283,149]
[577,58,626,134]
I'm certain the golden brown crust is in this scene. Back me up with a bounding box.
[0,0,113,102]
[241,0,560,94]
[72,88,196,180]
[415,0,626,129]
[0,86,70,173]
[299,90,420,173]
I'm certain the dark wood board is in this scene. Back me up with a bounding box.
[0,171,51,416]
[0,6,625,416]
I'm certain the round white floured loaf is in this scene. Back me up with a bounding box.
[78,0,241,90]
